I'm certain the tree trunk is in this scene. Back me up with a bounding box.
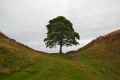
[59,43,63,54]
[59,40,63,54]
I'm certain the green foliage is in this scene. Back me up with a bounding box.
[44,16,80,53]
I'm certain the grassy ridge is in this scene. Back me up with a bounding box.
[0,32,44,74]
[71,30,120,80]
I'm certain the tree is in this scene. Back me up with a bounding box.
[44,16,80,54]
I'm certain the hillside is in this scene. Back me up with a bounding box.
[0,32,45,74]
[70,29,120,80]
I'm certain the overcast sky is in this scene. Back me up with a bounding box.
[0,0,120,53]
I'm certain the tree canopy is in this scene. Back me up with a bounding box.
[44,16,80,54]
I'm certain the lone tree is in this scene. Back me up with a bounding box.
[44,16,80,54]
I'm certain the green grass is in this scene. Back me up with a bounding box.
[1,53,115,80]
[77,52,120,80]
[0,55,92,80]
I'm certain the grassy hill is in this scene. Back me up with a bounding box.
[0,29,120,80]
[69,29,120,80]
[0,32,46,74]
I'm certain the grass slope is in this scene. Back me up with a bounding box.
[0,32,45,74]
[70,30,120,80]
